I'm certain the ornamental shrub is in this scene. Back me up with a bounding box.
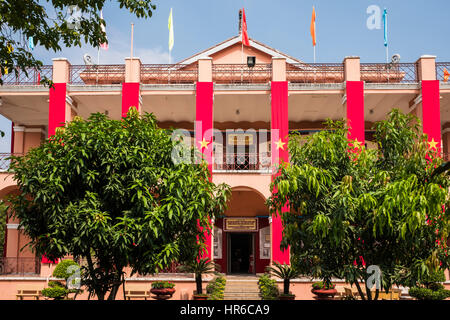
[42,281,69,300]
[258,273,279,300]
[52,259,80,280]
[151,281,175,289]
[409,287,450,300]
[207,275,226,300]
[312,281,336,290]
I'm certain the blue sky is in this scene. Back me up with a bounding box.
[1,0,450,151]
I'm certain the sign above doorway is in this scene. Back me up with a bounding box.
[224,218,258,232]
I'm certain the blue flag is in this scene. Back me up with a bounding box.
[28,37,34,51]
[383,8,388,47]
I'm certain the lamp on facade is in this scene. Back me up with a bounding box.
[247,56,256,68]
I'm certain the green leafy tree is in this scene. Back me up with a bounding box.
[267,109,450,300]
[7,108,230,300]
[0,0,156,85]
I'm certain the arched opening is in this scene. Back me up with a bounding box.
[213,186,271,275]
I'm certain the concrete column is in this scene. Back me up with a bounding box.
[343,56,365,145]
[12,126,25,154]
[122,57,142,117]
[416,55,441,152]
[272,57,286,82]
[198,58,213,82]
[48,58,71,137]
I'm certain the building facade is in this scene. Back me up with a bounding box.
[1,35,450,278]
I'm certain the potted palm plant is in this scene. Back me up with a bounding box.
[179,258,220,300]
[265,262,300,300]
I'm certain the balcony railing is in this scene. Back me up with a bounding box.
[141,64,198,84]
[1,66,53,85]
[360,63,418,83]
[213,152,271,172]
[0,153,23,172]
[69,64,125,85]
[436,63,450,83]
[0,257,41,276]
[286,63,345,83]
[212,64,272,84]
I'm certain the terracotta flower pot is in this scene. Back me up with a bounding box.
[311,288,337,300]
[279,294,296,300]
[150,288,176,300]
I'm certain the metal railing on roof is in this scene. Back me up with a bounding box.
[0,66,53,85]
[69,64,125,85]
[436,62,450,83]
[360,63,418,83]
[140,64,198,84]
[212,64,272,84]
[0,257,41,276]
[286,63,344,84]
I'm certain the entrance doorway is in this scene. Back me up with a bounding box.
[228,233,254,274]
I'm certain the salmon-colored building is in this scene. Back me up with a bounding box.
[0,32,449,299]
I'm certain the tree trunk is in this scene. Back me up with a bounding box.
[107,269,124,300]
[354,280,366,300]
[86,254,104,300]
[284,279,290,295]
[196,274,203,294]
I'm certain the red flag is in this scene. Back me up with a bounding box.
[241,8,250,46]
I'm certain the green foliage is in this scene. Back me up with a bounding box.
[0,201,6,257]
[258,273,279,300]
[265,262,300,295]
[7,109,230,300]
[409,268,450,300]
[151,281,175,289]
[409,287,450,300]
[0,0,156,85]
[206,275,226,300]
[311,281,336,290]
[268,109,450,301]
[42,281,69,300]
[179,258,220,295]
[52,259,80,280]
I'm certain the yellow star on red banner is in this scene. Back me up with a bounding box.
[428,138,438,150]
[198,138,210,150]
[351,138,363,149]
[275,138,286,150]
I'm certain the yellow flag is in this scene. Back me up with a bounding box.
[168,8,174,51]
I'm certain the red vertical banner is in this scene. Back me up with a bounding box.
[195,81,214,259]
[346,81,365,145]
[422,80,441,152]
[271,81,290,264]
[121,82,140,118]
[48,83,67,137]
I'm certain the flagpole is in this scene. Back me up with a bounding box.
[96,46,100,84]
[130,23,134,61]
[130,22,134,81]
[313,46,316,64]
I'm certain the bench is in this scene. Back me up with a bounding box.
[124,285,151,300]
[16,284,44,300]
